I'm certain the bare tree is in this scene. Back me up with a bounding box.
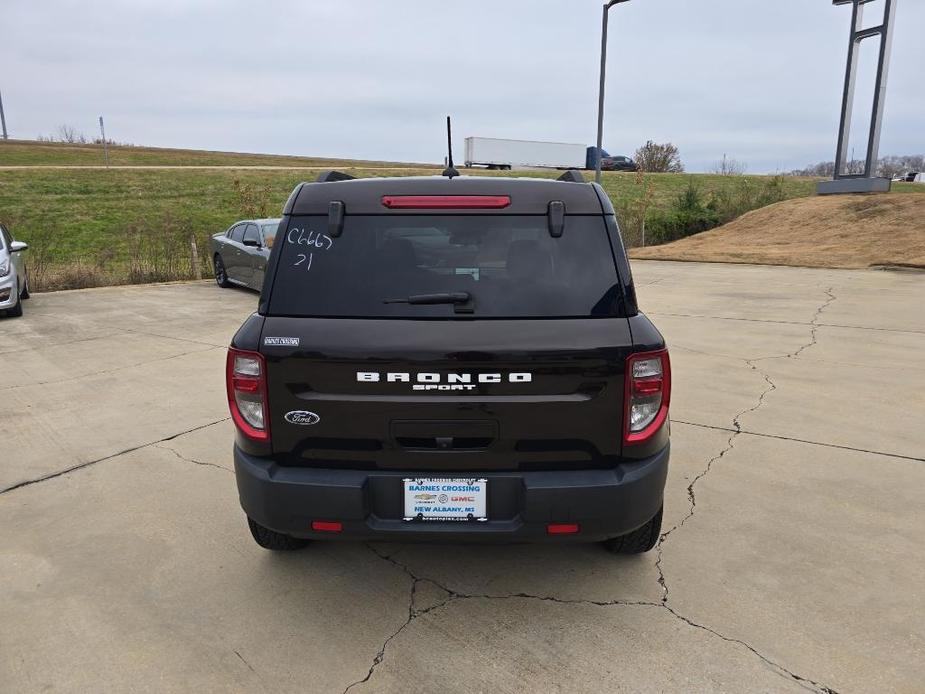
[792,154,924,178]
[634,141,684,173]
[712,154,747,176]
[845,157,866,175]
[56,124,87,144]
[789,161,836,177]
[877,154,924,178]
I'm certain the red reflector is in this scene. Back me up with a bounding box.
[381,195,511,209]
[311,520,343,533]
[232,376,260,393]
[547,523,580,535]
[633,378,662,396]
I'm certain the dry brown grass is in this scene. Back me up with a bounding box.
[630,193,925,269]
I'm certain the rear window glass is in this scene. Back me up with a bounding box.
[267,215,622,318]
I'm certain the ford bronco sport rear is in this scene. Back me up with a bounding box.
[228,171,670,553]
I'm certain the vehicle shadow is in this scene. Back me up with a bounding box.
[255,539,661,607]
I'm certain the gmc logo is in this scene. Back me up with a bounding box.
[357,372,532,391]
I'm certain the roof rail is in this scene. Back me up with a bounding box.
[316,170,356,183]
[557,170,586,183]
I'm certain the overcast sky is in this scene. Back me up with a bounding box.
[2,0,923,172]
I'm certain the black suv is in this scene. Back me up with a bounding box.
[227,172,670,553]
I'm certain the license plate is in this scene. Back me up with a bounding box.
[403,478,488,522]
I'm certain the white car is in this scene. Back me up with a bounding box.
[0,223,30,317]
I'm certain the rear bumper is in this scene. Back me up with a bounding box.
[235,445,669,543]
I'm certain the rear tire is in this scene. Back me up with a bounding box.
[603,506,662,554]
[214,254,231,288]
[20,276,30,300]
[247,517,308,551]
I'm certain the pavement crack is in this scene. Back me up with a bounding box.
[0,331,125,356]
[342,545,455,694]
[358,544,839,694]
[673,420,925,463]
[655,286,835,603]
[660,604,840,694]
[120,328,227,349]
[156,443,232,474]
[651,300,919,337]
[790,287,836,359]
[363,539,844,693]
[233,649,256,673]
[0,345,221,392]
[0,417,230,496]
[655,358,775,604]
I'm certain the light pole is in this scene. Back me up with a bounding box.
[595,0,631,184]
[0,88,8,140]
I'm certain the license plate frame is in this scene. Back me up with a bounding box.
[402,477,488,522]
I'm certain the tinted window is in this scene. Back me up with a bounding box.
[261,223,279,248]
[229,224,246,243]
[267,215,622,318]
[243,224,260,245]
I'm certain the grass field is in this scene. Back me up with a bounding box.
[0,167,820,259]
[0,138,435,168]
[0,140,920,291]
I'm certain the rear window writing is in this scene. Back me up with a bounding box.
[262,224,280,248]
[266,215,622,318]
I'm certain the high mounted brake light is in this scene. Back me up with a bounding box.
[624,349,671,445]
[226,348,270,442]
[381,195,511,209]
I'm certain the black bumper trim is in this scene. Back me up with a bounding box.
[234,444,669,543]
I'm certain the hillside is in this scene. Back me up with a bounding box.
[631,193,925,269]
[0,138,434,168]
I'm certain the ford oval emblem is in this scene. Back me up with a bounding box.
[284,410,320,426]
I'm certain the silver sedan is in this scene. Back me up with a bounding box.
[210,218,281,291]
[0,222,30,318]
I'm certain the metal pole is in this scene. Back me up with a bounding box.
[0,89,8,140]
[833,0,863,178]
[99,116,109,167]
[595,4,610,184]
[865,0,897,177]
[595,0,629,185]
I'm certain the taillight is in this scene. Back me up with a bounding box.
[226,348,270,441]
[381,195,511,209]
[624,349,671,445]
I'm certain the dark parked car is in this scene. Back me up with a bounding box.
[210,218,281,291]
[601,155,638,172]
[227,171,670,554]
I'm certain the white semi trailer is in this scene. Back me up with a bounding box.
[464,137,589,170]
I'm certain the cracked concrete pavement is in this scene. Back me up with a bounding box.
[2,264,924,693]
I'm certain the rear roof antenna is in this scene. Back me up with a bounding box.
[442,116,459,179]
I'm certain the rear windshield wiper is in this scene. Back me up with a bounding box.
[383,292,471,305]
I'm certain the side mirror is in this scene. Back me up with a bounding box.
[242,238,260,248]
[10,241,28,252]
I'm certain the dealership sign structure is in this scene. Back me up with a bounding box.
[818,0,898,195]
